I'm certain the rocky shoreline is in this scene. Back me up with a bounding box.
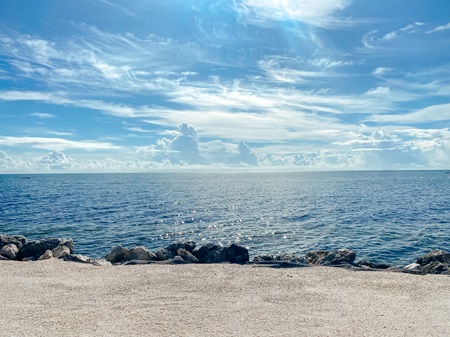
[1,234,449,275]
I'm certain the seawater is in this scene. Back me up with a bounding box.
[1,171,449,265]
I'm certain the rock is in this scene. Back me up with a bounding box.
[0,244,19,260]
[0,235,28,250]
[22,256,36,262]
[225,244,250,264]
[62,254,91,264]
[126,246,157,261]
[177,248,199,263]
[193,244,227,263]
[123,260,155,266]
[274,253,307,264]
[416,250,450,274]
[404,263,421,271]
[38,250,53,260]
[91,259,112,267]
[0,255,9,261]
[52,245,71,258]
[253,255,274,263]
[305,249,356,265]
[155,247,176,261]
[162,256,188,264]
[18,238,74,260]
[167,241,196,253]
[356,260,391,270]
[105,246,129,264]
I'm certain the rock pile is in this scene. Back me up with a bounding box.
[1,233,449,275]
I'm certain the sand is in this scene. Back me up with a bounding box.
[1,259,449,337]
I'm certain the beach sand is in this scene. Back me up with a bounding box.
[1,259,449,337]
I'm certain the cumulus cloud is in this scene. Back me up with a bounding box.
[34,151,73,170]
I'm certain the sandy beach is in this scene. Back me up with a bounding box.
[1,259,449,336]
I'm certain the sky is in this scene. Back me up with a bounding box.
[1,0,450,172]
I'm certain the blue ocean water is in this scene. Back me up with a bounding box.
[1,171,449,265]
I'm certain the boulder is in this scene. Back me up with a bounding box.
[155,247,176,261]
[38,250,53,260]
[274,253,307,264]
[225,244,249,264]
[18,238,74,260]
[105,246,128,264]
[177,248,199,263]
[0,255,9,261]
[253,255,274,263]
[305,249,356,265]
[162,256,188,264]
[62,254,91,264]
[167,241,196,253]
[52,245,71,258]
[416,250,450,274]
[126,246,157,261]
[356,260,390,270]
[404,263,421,271]
[193,244,227,263]
[0,235,28,250]
[91,259,112,267]
[0,244,19,260]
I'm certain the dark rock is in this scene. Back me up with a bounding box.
[225,244,249,264]
[253,255,274,263]
[0,255,9,261]
[356,260,391,270]
[167,241,196,254]
[126,246,157,261]
[0,235,28,250]
[162,256,188,264]
[155,247,176,261]
[416,250,450,274]
[305,249,356,265]
[274,253,307,264]
[105,246,129,264]
[0,244,19,260]
[62,254,91,264]
[193,244,227,263]
[177,248,199,263]
[18,238,74,260]
[91,259,112,267]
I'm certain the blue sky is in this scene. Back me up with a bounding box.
[1,0,450,172]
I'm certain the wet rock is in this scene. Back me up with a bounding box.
[225,244,249,264]
[193,244,227,263]
[416,250,450,274]
[62,254,91,264]
[52,245,71,258]
[105,246,129,264]
[19,238,74,260]
[126,246,157,261]
[177,248,199,263]
[305,249,356,265]
[0,235,28,250]
[38,250,53,260]
[155,247,176,261]
[0,244,19,260]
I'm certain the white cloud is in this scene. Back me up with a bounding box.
[30,112,56,119]
[372,67,394,76]
[0,136,120,151]
[370,103,450,124]
[427,22,450,34]
[34,151,73,170]
[235,0,353,28]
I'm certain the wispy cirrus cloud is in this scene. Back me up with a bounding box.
[427,22,450,34]
[234,0,353,29]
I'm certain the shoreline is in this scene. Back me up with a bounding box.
[1,259,450,336]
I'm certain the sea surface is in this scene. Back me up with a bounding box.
[1,171,449,265]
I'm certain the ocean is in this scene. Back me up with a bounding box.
[1,171,449,265]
